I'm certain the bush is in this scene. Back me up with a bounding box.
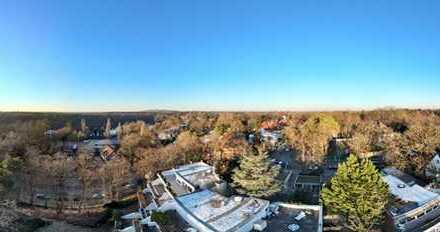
[151,211,171,225]
[92,208,113,226]
[104,198,137,209]
[16,218,49,232]
[111,209,122,222]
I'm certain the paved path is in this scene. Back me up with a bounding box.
[283,170,293,189]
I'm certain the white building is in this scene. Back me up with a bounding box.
[424,220,440,232]
[44,129,58,136]
[259,128,282,145]
[426,154,440,178]
[145,162,270,232]
[382,167,440,232]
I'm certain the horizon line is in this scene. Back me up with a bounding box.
[1,106,439,114]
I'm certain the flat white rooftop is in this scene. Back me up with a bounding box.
[149,162,270,232]
[161,162,212,176]
[382,168,439,205]
[161,162,219,196]
[177,189,269,232]
[265,203,322,232]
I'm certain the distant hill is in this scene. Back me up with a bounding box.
[0,112,155,130]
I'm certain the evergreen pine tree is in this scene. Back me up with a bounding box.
[321,154,389,232]
[232,149,281,198]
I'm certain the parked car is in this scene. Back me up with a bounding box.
[36,193,47,199]
[300,165,323,175]
[271,159,288,168]
[92,192,105,199]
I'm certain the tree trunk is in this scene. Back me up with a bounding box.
[28,172,34,205]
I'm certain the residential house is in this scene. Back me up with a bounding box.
[260,117,287,131]
[100,145,119,161]
[259,128,283,145]
[158,126,181,142]
[426,154,440,178]
[382,167,440,232]
[143,162,270,232]
[83,138,119,156]
[295,175,321,193]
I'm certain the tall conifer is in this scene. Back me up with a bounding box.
[232,149,281,198]
[321,154,389,232]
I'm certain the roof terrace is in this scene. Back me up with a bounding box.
[160,162,220,196]
[265,203,322,232]
[177,190,269,232]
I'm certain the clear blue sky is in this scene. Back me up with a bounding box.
[1,0,439,112]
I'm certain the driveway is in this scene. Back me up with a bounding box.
[268,149,301,193]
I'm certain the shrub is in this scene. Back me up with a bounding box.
[151,211,171,225]
[16,218,49,232]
